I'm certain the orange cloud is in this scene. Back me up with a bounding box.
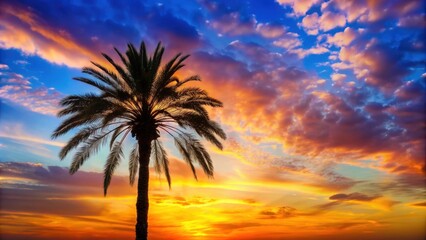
[184,45,424,177]
[301,12,320,35]
[327,27,359,47]
[300,11,346,35]
[0,1,102,68]
[277,0,320,16]
[255,23,286,38]
[323,0,421,23]
[319,11,346,31]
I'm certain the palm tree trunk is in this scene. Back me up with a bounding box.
[135,138,151,240]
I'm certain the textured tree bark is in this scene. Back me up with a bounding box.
[135,138,151,240]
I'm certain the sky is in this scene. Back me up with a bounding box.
[0,0,425,239]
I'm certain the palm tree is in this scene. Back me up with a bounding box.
[51,41,226,240]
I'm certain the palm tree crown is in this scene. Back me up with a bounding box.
[52,41,226,195]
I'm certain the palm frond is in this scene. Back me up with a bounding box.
[168,112,226,148]
[83,65,119,88]
[70,131,110,174]
[148,42,164,89]
[52,113,101,139]
[174,136,198,180]
[129,143,139,186]
[104,142,123,196]
[73,77,114,94]
[89,61,131,92]
[176,75,201,87]
[152,139,171,188]
[109,124,129,148]
[150,53,182,98]
[104,130,130,195]
[101,52,133,92]
[59,125,100,159]
[182,133,214,177]
[56,93,99,117]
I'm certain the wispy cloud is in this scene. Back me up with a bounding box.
[0,71,62,115]
[0,123,64,147]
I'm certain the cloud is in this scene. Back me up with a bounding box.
[394,80,425,101]
[151,194,217,207]
[273,32,302,49]
[330,61,352,70]
[187,50,307,139]
[339,41,411,93]
[320,221,382,231]
[209,12,257,36]
[143,10,202,54]
[301,12,320,35]
[0,0,204,69]
[0,71,62,115]
[327,27,359,47]
[288,85,424,174]
[0,161,138,239]
[411,202,426,207]
[187,32,424,177]
[331,73,347,82]
[0,1,102,68]
[222,138,359,193]
[276,0,320,16]
[0,161,135,239]
[0,72,30,85]
[315,191,399,211]
[1,185,107,216]
[259,206,298,219]
[300,11,346,35]
[360,172,425,201]
[319,11,346,31]
[0,125,65,148]
[226,41,288,70]
[398,14,426,28]
[204,3,295,40]
[0,162,129,195]
[329,192,379,201]
[323,0,422,23]
[14,60,29,65]
[290,44,329,58]
[272,32,328,58]
[256,23,286,38]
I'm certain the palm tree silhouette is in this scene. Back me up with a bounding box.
[52,41,226,240]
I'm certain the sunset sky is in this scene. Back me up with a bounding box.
[0,0,425,239]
